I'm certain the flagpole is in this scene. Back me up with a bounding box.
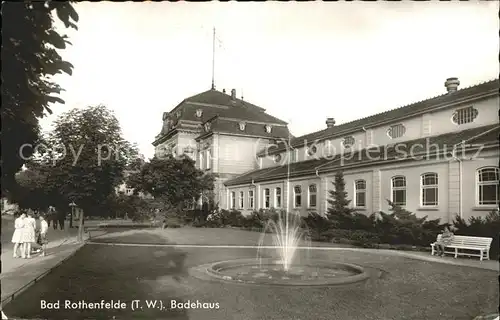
[285,118,292,262]
[211,27,216,90]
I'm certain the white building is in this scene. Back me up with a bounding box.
[223,78,499,223]
[115,170,152,199]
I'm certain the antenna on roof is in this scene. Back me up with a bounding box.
[211,27,216,90]
[241,88,244,100]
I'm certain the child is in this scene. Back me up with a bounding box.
[38,215,49,257]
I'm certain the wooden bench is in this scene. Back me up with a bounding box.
[430,234,492,261]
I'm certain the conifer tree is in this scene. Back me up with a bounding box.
[326,171,355,228]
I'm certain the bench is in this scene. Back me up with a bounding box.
[430,234,492,261]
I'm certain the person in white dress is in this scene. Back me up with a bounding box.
[21,211,36,259]
[11,212,26,258]
[38,215,49,257]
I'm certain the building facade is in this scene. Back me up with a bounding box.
[223,78,499,223]
[115,170,152,199]
[152,87,292,207]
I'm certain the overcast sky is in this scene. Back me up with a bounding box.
[43,1,499,159]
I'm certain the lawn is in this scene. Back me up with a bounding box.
[3,229,498,320]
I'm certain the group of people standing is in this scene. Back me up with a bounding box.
[11,209,50,259]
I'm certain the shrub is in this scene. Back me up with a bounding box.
[373,200,447,247]
[453,210,500,258]
[241,211,264,230]
[221,209,245,227]
[192,220,206,228]
[302,212,333,239]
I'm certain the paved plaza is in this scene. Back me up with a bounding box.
[1,226,498,320]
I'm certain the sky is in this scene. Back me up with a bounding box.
[43,1,500,159]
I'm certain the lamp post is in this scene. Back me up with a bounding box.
[69,202,76,228]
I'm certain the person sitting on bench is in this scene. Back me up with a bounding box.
[435,227,454,257]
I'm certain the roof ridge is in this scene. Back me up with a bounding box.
[292,78,499,142]
[455,124,500,147]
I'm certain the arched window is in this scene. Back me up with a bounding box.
[294,185,302,208]
[275,187,282,208]
[264,188,270,209]
[391,176,406,206]
[354,180,366,208]
[477,167,499,205]
[421,173,438,206]
[308,184,317,208]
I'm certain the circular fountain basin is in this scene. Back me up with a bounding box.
[196,258,371,286]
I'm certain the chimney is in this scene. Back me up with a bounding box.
[231,89,236,100]
[326,117,335,128]
[222,89,226,94]
[444,77,460,93]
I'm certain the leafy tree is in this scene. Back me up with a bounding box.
[2,1,79,195]
[12,167,50,210]
[127,155,215,216]
[326,171,356,227]
[35,105,138,241]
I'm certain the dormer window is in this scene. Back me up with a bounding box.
[204,122,211,132]
[342,136,355,148]
[387,124,406,139]
[176,110,182,118]
[452,106,478,125]
[238,122,246,131]
[195,109,203,118]
[265,125,272,133]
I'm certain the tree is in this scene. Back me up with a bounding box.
[326,171,356,228]
[2,1,79,195]
[127,155,215,216]
[35,105,138,241]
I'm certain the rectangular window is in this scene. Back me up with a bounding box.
[324,140,332,156]
[391,176,406,206]
[248,190,254,209]
[294,185,302,208]
[230,191,235,209]
[421,173,438,206]
[308,184,317,208]
[264,188,270,209]
[289,149,297,163]
[275,187,282,208]
[239,191,244,209]
[205,149,211,170]
[199,152,204,170]
[355,180,366,207]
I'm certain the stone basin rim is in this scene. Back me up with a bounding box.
[203,258,371,287]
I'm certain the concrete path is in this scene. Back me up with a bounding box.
[1,233,88,306]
